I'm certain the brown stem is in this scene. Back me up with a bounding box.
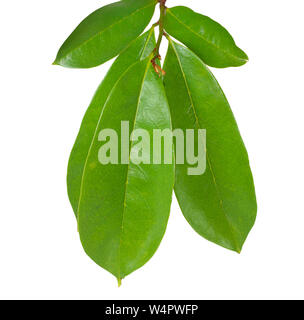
[151,0,167,76]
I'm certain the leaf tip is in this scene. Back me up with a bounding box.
[239,49,249,65]
[242,56,249,65]
[234,244,242,254]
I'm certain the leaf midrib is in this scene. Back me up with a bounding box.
[169,40,241,251]
[118,58,152,281]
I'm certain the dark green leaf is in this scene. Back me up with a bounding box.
[164,6,248,68]
[54,0,157,68]
[76,56,174,282]
[67,29,156,215]
[163,39,256,252]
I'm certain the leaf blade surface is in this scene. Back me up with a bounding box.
[77,57,174,280]
[164,6,248,68]
[54,0,157,68]
[163,40,256,252]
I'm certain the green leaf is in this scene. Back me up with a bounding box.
[67,29,156,215]
[164,6,248,68]
[54,0,157,68]
[76,56,174,282]
[163,39,256,252]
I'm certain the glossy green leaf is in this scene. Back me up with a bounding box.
[163,39,256,252]
[67,29,156,215]
[76,56,174,282]
[54,0,157,68]
[164,6,248,68]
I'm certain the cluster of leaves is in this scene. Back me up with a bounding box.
[54,0,257,285]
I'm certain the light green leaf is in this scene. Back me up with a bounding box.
[76,56,174,282]
[67,29,156,215]
[54,0,157,68]
[163,39,256,252]
[164,6,248,68]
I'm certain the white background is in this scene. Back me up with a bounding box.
[0,0,303,300]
